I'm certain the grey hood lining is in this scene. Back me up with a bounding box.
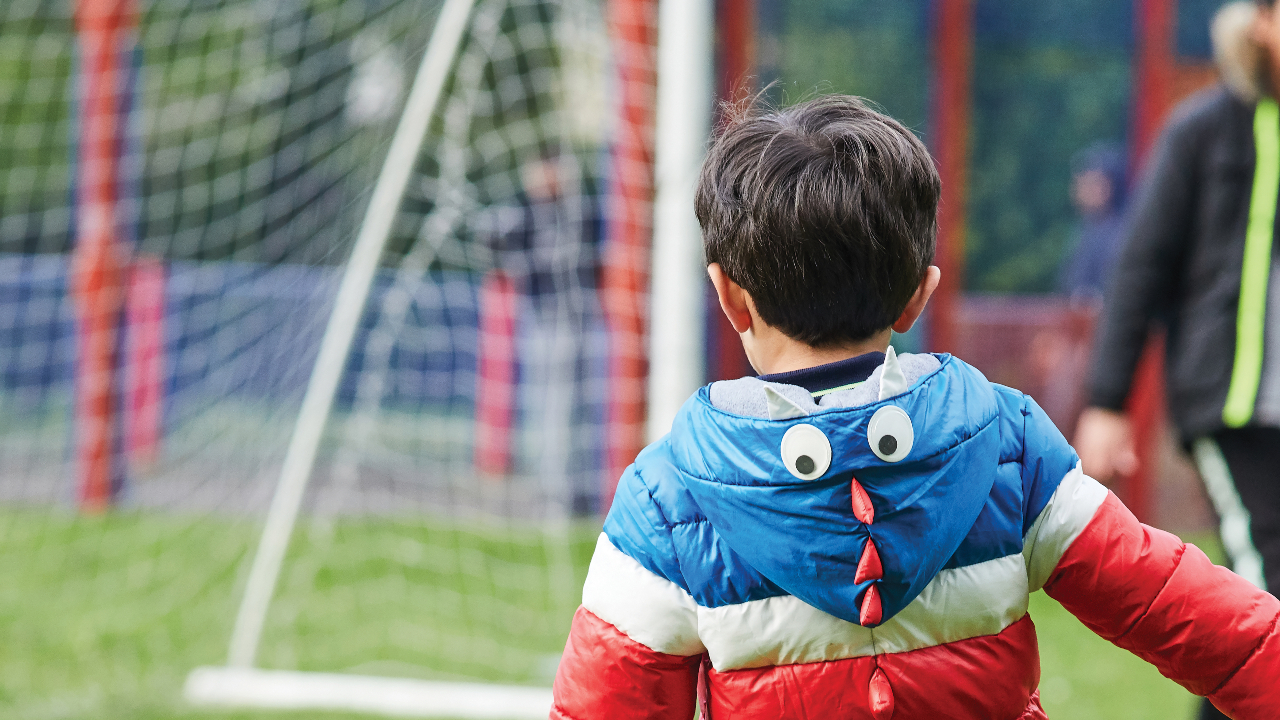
[708,352,945,418]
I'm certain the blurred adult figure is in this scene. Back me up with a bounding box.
[1059,143,1128,299]
[481,153,605,515]
[1077,6,1280,717]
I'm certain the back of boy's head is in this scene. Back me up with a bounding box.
[696,95,940,347]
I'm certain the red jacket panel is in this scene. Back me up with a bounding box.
[1209,612,1280,718]
[551,607,699,720]
[706,614,1042,720]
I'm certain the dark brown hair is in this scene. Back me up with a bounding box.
[696,95,940,347]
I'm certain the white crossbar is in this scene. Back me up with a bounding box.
[185,667,553,719]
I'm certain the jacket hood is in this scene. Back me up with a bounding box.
[664,355,1001,627]
[1214,1,1268,102]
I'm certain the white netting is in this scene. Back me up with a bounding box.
[0,0,622,713]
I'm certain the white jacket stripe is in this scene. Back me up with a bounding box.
[583,489,1085,673]
[698,552,1029,670]
[580,533,705,656]
[1023,463,1109,592]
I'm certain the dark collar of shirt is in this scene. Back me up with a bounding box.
[756,351,886,397]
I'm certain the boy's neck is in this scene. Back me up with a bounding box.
[746,327,892,376]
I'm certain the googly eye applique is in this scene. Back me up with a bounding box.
[780,424,832,480]
[868,405,913,462]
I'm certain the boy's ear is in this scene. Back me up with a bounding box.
[891,266,942,333]
[708,263,753,334]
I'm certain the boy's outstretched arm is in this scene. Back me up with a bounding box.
[551,467,704,720]
[1035,484,1280,717]
[1016,392,1280,718]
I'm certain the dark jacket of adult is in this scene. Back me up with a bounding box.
[1089,3,1280,441]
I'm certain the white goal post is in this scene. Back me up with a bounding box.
[646,0,715,443]
[222,0,479,671]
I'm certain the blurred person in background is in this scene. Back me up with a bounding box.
[482,152,605,514]
[1059,143,1128,300]
[1076,6,1280,718]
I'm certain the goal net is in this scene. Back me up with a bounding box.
[0,0,639,716]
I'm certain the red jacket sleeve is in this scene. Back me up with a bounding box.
[551,606,700,720]
[1044,492,1280,717]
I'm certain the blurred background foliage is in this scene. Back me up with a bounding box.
[758,0,1227,294]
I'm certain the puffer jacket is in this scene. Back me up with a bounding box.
[551,352,1280,719]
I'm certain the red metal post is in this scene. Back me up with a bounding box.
[1132,0,1176,168]
[73,0,135,510]
[717,0,755,104]
[928,0,974,355]
[708,0,757,382]
[473,271,518,477]
[124,255,165,469]
[601,0,659,505]
[1123,0,1178,524]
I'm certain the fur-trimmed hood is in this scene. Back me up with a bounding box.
[1215,1,1269,102]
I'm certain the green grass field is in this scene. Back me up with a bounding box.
[0,508,1217,720]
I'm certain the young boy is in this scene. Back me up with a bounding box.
[550,96,1280,719]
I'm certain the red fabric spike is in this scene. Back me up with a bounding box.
[851,477,875,524]
[860,584,883,626]
[855,538,884,584]
[868,667,895,720]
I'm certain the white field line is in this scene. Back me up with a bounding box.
[185,667,553,719]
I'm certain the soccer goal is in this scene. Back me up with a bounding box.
[180,0,616,715]
[0,0,670,716]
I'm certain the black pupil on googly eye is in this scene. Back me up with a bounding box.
[795,455,815,475]
[879,435,898,456]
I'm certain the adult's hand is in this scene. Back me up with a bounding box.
[1072,407,1139,485]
